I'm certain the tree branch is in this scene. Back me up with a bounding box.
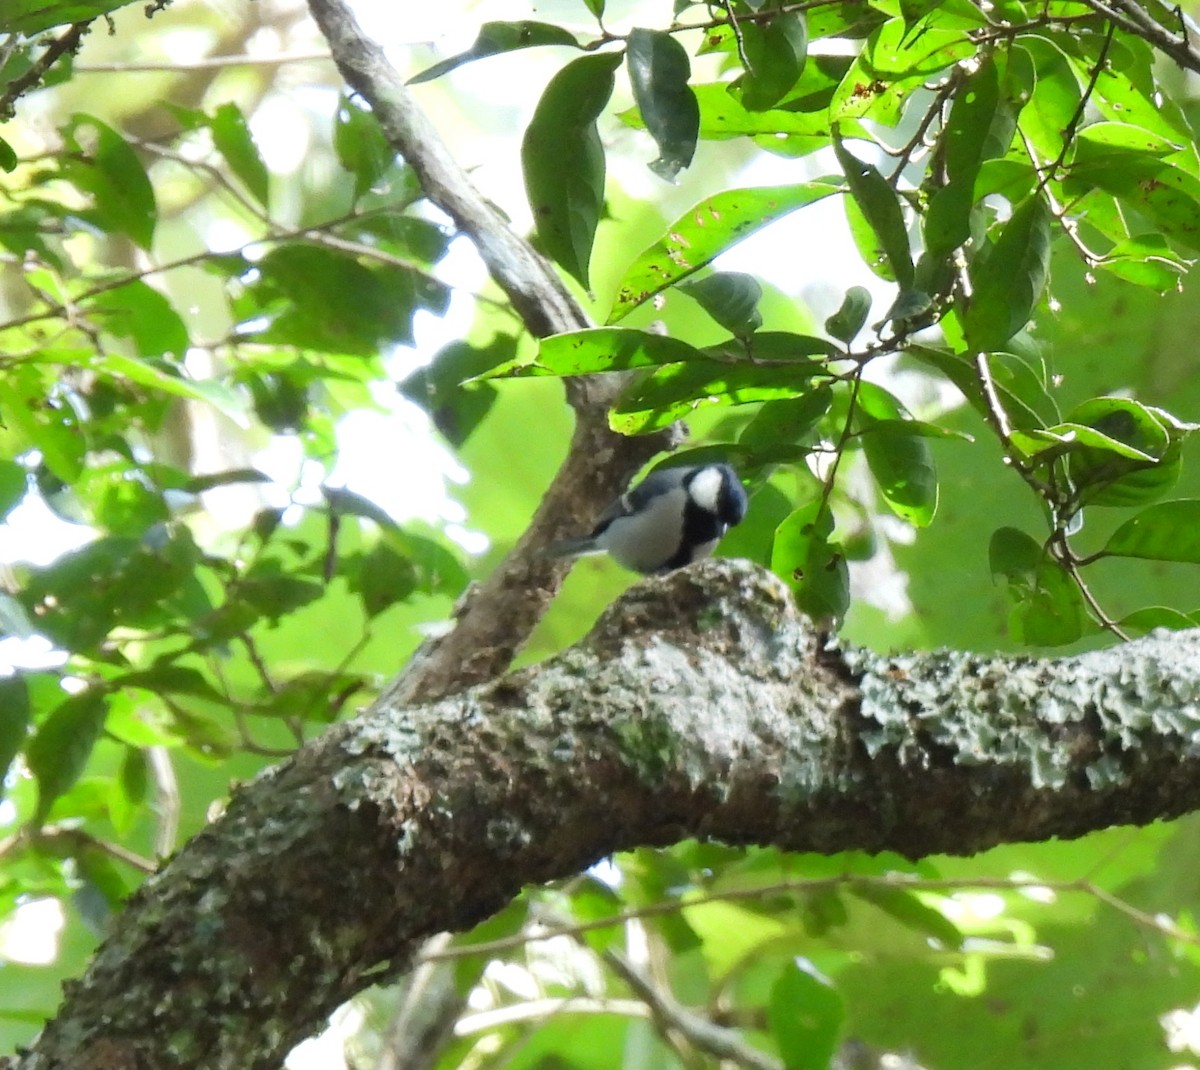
[15,559,1200,1070]
[304,0,675,706]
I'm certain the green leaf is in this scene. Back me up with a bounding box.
[824,286,872,343]
[771,501,850,622]
[210,103,269,210]
[733,15,808,112]
[678,272,763,337]
[0,676,31,805]
[85,280,189,359]
[989,527,1088,646]
[857,382,938,527]
[355,542,419,617]
[0,0,128,35]
[62,114,157,250]
[1065,397,1181,507]
[1096,234,1189,292]
[233,243,449,355]
[833,135,914,288]
[26,688,109,823]
[964,195,1051,352]
[828,17,975,124]
[851,884,963,948]
[768,959,844,1070]
[408,21,580,84]
[0,136,16,172]
[0,460,28,520]
[522,52,622,289]
[740,387,833,449]
[612,358,828,433]
[333,97,396,202]
[626,28,700,180]
[1104,500,1200,563]
[925,55,1012,256]
[609,179,842,321]
[489,327,707,378]
[1117,605,1199,635]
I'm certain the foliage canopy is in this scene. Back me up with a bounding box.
[4,0,1200,1066]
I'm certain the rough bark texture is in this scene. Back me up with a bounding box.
[15,560,1200,1070]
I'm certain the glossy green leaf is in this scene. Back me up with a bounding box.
[1104,500,1200,563]
[964,195,1051,352]
[609,179,842,321]
[771,500,850,622]
[612,359,828,434]
[703,332,838,362]
[62,114,157,249]
[678,272,763,337]
[733,15,808,112]
[833,136,914,288]
[522,53,621,289]
[857,382,938,527]
[210,102,269,210]
[408,21,580,84]
[626,28,699,180]
[769,958,844,1070]
[0,136,16,172]
[333,97,396,202]
[825,286,872,343]
[0,676,30,805]
[25,688,109,823]
[988,527,1087,646]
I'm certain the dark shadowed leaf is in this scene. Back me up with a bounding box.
[0,676,30,804]
[627,28,699,180]
[333,97,396,201]
[825,285,872,343]
[733,14,808,111]
[678,272,763,337]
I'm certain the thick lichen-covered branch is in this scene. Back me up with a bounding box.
[15,560,1200,1070]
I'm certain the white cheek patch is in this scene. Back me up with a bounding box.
[688,467,723,513]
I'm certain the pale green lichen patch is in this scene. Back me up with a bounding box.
[847,631,1200,790]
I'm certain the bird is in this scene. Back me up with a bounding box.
[549,462,748,574]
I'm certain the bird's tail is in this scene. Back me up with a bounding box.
[544,536,599,560]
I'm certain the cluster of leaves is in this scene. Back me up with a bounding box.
[348,826,1200,1070]
[0,92,469,929]
[419,0,1200,641]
